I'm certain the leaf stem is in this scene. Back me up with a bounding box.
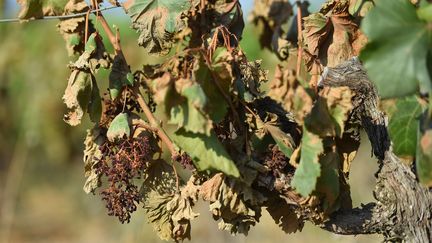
[296,1,303,77]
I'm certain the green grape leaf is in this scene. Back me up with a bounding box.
[172,129,240,177]
[316,152,340,213]
[291,128,324,197]
[194,61,229,123]
[360,0,432,98]
[124,0,190,55]
[417,129,432,187]
[63,70,93,126]
[107,113,131,142]
[109,55,131,99]
[388,96,423,158]
[87,79,102,123]
[169,83,212,135]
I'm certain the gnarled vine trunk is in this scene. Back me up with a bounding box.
[320,58,432,242]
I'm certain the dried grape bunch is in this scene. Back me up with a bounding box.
[96,135,157,223]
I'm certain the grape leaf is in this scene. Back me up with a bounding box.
[62,70,93,126]
[88,78,102,123]
[360,0,432,98]
[172,129,240,177]
[124,0,190,55]
[109,55,131,99]
[17,0,70,19]
[169,77,214,135]
[107,113,131,142]
[291,128,324,197]
[315,152,341,213]
[83,127,105,193]
[194,60,229,123]
[388,96,423,158]
[202,174,265,235]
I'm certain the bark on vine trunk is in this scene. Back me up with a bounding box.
[323,151,432,242]
[318,57,432,242]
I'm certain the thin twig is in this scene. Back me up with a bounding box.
[134,88,177,156]
[296,1,303,76]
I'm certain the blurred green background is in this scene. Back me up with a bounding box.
[0,2,382,242]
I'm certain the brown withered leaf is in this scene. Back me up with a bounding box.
[335,127,360,176]
[321,86,354,137]
[303,13,332,57]
[201,174,266,235]
[17,0,86,19]
[199,173,224,202]
[83,127,105,193]
[167,192,199,241]
[302,0,367,67]
[141,160,198,242]
[55,0,91,56]
[268,65,313,124]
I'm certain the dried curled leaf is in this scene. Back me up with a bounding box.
[268,65,313,124]
[63,34,108,126]
[63,70,93,126]
[124,0,191,55]
[302,0,367,67]
[141,161,198,241]
[83,127,105,193]
[17,0,72,19]
[238,60,268,102]
[56,0,92,56]
[201,173,266,235]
